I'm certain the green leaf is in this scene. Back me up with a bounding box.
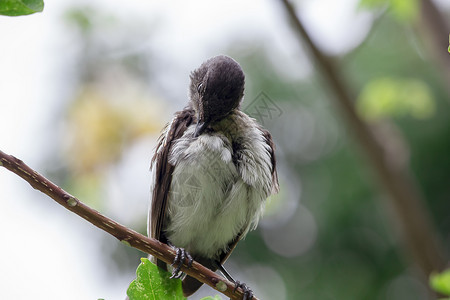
[200,296,223,300]
[0,0,44,16]
[127,258,186,300]
[390,0,419,22]
[448,34,450,54]
[430,269,450,296]
[357,77,435,121]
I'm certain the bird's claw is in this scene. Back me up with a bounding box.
[170,248,193,279]
[234,281,253,300]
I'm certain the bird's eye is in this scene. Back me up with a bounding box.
[197,83,203,93]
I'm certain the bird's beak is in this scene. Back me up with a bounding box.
[194,120,207,137]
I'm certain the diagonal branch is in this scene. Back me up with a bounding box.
[278,0,446,277]
[419,0,450,100]
[0,149,257,300]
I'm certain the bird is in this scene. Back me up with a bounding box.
[148,55,279,299]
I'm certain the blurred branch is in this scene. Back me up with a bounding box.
[278,0,446,278]
[0,150,257,300]
[418,0,450,99]
[420,0,449,49]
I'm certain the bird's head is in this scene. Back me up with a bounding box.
[189,55,245,137]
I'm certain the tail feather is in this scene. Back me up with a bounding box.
[182,275,205,297]
[182,257,217,297]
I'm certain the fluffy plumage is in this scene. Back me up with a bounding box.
[148,55,278,297]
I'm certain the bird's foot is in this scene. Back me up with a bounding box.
[234,281,253,300]
[170,247,193,279]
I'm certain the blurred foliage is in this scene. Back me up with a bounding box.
[55,6,166,214]
[430,269,450,298]
[359,0,419,22]
[61,80,165,211]
[357,77,435,121]
[64,85,159,174]
[448,34,450,54]
[0,0,43,16]
[62,6,154,84]
[45,6,168,282]
[65,7,97,34]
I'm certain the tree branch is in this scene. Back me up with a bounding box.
[0,149,257,300]
[278,0,446,277]
[419,0,450,100]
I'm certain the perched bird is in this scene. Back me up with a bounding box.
[148,55,279,299]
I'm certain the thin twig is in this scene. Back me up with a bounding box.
[0,149,257,300]
[278,0,446,276]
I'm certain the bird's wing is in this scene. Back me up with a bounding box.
[261,128,279,194]
[218,231,243,266]
[149,108,195,247]
[218,127,279,266]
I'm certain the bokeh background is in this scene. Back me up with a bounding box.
[1,0,449,299]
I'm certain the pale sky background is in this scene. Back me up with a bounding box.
[1,0,448,299]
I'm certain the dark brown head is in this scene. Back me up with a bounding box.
[189,55,245,137]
